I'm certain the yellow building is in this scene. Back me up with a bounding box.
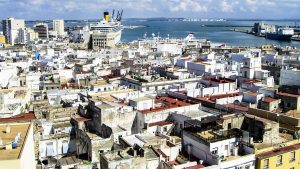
[0,35,5,43]
[256,142,300,169]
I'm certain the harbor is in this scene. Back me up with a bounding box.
[232,22,300,42]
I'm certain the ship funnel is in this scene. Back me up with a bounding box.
[104,11,109,21]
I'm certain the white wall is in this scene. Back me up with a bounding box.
[20,123,36,169]
[280,69,300,86]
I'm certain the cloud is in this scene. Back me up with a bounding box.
[166,0,209,12]
[0,0,299,19]
[220,1,234,13]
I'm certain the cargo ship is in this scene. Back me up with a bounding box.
[265,27,294,41]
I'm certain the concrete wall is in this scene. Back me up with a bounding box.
[20,123,36,169]
[220,154,255,169]
[39,137,72,159]
[215,96,243,105]
[243,93,264,104]
[248,108,300,129]
[0,123,36,169]
[182,131,215,165]
[280,69,300,86]
[0,159,20,169]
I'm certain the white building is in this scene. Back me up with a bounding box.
[2,17,25,45]
[241,57,261,79]
[188,78,238,98]
[53,20,65,37]
[26,28,39,42]
[182,127,255,169]
[157,42,183,56]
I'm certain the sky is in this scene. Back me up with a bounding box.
[0,0,299,20]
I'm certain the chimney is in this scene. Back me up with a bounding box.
[6,125,10,134]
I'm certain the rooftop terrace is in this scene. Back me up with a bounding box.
[0,123,30,160]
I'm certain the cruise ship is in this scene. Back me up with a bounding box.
[89,11,123,49]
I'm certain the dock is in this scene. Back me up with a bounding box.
[232,29,300,42]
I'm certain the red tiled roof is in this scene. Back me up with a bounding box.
[149,121,172,127]
[139,97,192,114]
[156,149,168,158]
[72,117,91,122]
[0,113,36,123]
[257,143,300,159]
[75,71,92,75]
[244,91,260,96]
[262,97,277,103]
[197,92,240,102]
[224,103,248,112]
[184,164,205,169]
[278,92,300,98]
[194,58,207,63]
[243,79,261,84]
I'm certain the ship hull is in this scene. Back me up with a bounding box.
[265,33,293,41]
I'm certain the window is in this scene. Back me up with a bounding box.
[290,151,295,162]
[163,126,168,132]
[225,145,228,151]
[277,155,282,166]
[62,141,68,154]
[263,159,269,169]
[46,142,54,156]
[211,148,218,155]
[228,123,232,129]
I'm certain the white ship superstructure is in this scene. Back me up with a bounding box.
[90,11,123,49]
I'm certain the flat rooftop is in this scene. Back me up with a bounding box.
[0,123,30,160]
[185,127,238,143]
[285,110,300,118]
[131,96,154,102]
